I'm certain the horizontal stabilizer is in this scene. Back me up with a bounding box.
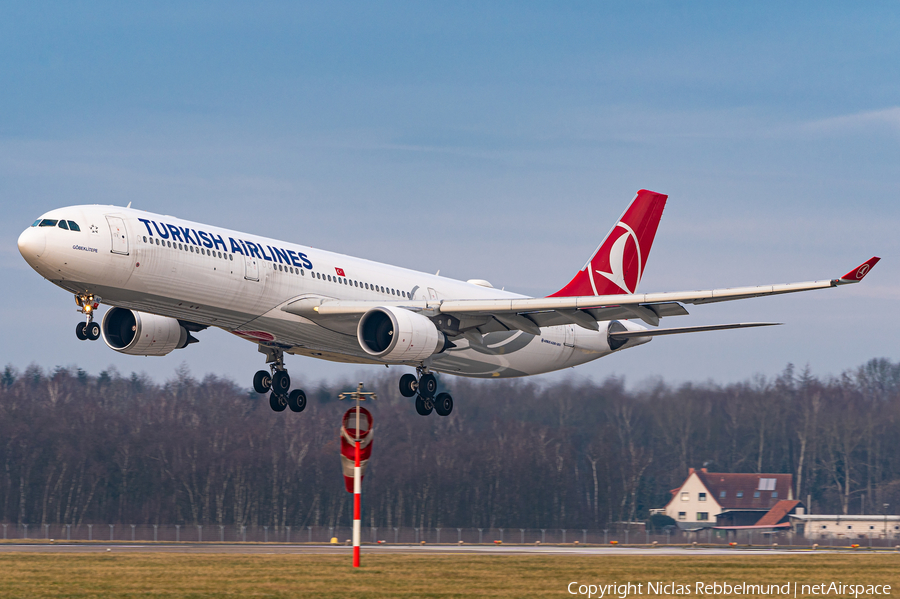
[609,322,781,339]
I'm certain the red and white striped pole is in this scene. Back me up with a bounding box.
[339,383,375,569]
[352,400,361,568]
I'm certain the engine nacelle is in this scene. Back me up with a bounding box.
[606,319,652,351]
[101,308,192,356]
[357,306,448,362]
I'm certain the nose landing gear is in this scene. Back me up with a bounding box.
[74,293,101,341]
[401,369,452,417]
[254,346,307,414]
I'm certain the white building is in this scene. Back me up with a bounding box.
[661,468,793,529]
[790,514,900,540]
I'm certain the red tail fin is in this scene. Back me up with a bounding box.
[549,189,667,297]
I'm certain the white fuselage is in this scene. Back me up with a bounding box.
[18,205,648,378]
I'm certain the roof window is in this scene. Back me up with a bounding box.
[758,478,777,491]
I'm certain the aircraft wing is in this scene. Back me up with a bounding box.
[283,257,879,335]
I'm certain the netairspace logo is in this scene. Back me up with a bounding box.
[567,582,893,598]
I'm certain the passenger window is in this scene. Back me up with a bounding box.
[67,221,80,231]
[58,220,69,230]
[39,219,58,227]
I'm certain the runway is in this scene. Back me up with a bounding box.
[0,542,880,556]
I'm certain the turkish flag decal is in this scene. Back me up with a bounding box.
[335,267,346,277]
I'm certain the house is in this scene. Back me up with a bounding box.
[789,514,900,540]
[661,468,794,529]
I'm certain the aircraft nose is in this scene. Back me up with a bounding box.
[18,227,46,261]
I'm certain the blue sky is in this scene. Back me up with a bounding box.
[2,2,898,388]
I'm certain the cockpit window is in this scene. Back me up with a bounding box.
[67,221,81,231]
[58,220,69,230]
[32,219,41,227]
[39,219,58,227]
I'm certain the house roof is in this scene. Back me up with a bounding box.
[755,500,801,526]
[713,523,791,530]
[695,471,792,511]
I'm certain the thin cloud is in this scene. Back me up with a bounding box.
[802,107,900,137]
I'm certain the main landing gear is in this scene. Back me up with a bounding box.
[399,369,452,417]
[253,346,307,414]
[74,293,101,341]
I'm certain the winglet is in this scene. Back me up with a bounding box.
[835,257,880,285]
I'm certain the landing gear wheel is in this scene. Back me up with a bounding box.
[253,370,272,394]
[75,322,88,341]
[269,392,287,412]
[415,396,434,416]
[287,389,307,413]
[271,370,291,395]
[85,321,100,341]
[419,373,437,399]
[399,373,417,397]
[434,392,453,416]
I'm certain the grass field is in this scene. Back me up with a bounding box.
[0,552,897,598]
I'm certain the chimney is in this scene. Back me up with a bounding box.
[689,467,695,475]
[701,468,708,474]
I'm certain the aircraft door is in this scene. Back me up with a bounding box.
[427,287,439,300]
[244,255,259,281]
[564,324,576,348]
[106,216,129,255]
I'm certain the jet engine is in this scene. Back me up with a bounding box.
[101,308,194,356]
[606,319,652,351]
[357,306,449,362]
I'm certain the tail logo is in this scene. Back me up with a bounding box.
[593,221,641,294]
[855,264,870,279]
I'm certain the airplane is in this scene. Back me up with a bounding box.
[17,190,879,417]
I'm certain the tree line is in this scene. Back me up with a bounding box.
[1,358,899,530]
